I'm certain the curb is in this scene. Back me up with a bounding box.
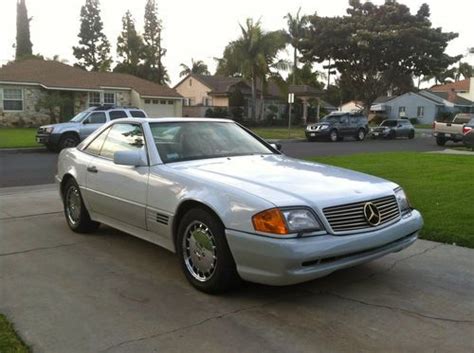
[267,138,306,143]
[0,147,47,154]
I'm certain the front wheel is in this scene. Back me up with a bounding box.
[63,179,99,233]
[329,129,338,142]
[59,134,80,150]
[356,128,366,141]
[177,208,240,293]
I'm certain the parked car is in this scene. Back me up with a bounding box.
[36,106,148,151]
[57,118,423,293]
[369,119,415,139]
[305,112,369,142]
[433,113,474,146]
[462,118,474,150]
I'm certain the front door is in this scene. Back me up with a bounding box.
[79,111,107,140]
[85,123,148,229]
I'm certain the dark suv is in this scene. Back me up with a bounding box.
[305,112,369,142]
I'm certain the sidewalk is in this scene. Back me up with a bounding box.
[1,185,473,353]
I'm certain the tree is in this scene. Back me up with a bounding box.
[142,0,168,84]
[216,19,287,119]
[286,62,325,90]
[179,59,210,77]
[36,92,73,124]
[15,0,33,59]
[73,0,112,71]
[114,10,144,75]
[284,8,309,85]
[455,62,473,81]
[300,1,461,111]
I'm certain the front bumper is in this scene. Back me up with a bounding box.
[35,132,61,146]
[226,209,423,286]
[305,129,330,139]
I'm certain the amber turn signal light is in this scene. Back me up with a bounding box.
[252,208,288,235]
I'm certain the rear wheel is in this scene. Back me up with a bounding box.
[329,129,338,142]
[436,135,446,146]
[356,128,366,141]
[59,133,80,150]
[63,178,99,233]
[177,208,240,293]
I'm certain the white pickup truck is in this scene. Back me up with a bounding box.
[433,113,474,146]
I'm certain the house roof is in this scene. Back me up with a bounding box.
[0,59,181,98]
[426,91,474,106]
[430,79,470,93]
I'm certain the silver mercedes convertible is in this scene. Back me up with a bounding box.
[57,118,423,293]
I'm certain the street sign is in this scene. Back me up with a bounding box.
[288,93,294,104]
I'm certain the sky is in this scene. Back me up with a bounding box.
[1,0,473,86]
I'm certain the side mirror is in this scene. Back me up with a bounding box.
[270,143,282,151]
[113,150,147,167]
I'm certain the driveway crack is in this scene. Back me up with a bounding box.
[0,242,84,257]
[0,211,62,221]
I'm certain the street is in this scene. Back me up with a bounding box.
[0,135,445,188]
[0,184,473,353]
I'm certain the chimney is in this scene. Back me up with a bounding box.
[447,88,457,103]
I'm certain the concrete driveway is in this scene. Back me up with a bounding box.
[1,185,473,353]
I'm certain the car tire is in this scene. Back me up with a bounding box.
[356,128,366,141]
[408,131,415,139]
[59,133,80,150]
[63,178,100,233]
[436,135,446,146]
[177,207,240,294]
[329,129,338,142]
[388,130,396,139]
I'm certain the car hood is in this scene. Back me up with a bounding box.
[167,154,398,209]
[40,122,79,130]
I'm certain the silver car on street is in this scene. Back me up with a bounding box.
[57,118,423,293]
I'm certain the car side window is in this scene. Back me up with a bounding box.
[109,110,128,120]
[84,127,111,155]
[85,112,106,124]
[350,117,358,124]
[100,123,146,160]
[130,110,146,118]
[340,117,349,124]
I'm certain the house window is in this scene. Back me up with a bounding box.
[3,88,23,111]
[398,106,406,117]
[144,99,151,104]
[103,92,115,105]
[417,106,424,117]
[189,79,192,87]
[203,97,211,106]
[89,92,101,107]
[184,98,190,106]
[152,99,159,104]
[160,100,167,104]
[167,100,174,105]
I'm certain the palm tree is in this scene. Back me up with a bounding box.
[216,19,287,120]
[284,8,309,85]
[179,58,210,77]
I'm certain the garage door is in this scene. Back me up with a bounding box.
[143,99,176,118]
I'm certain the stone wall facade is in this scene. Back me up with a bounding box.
[0,86,133,127]
[0,85,51,127]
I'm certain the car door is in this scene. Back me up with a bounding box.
[79,111,107,140]
[338,115,350,136]
[85,122,149,229]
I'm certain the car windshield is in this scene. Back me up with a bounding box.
[381,120,397,127]
[150,121,274,163]
[320,114,346,124]
[69,111,90,122]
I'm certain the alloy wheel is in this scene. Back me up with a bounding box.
[66,185,81,226]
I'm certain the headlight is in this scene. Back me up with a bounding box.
[320,125,328,130]
[45,127,54,133]
[252,208,322,235]
[394,187,411,213]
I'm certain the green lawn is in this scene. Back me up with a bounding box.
[414,124,433,129]
[251,127,305,140]
[0,314,29,353]
[307,152,474,248]
[0,128,40,148]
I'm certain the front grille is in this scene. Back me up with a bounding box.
[323,195,400,233]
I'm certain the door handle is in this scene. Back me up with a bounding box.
[87,166,98,173]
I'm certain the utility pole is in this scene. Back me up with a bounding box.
[288,93,294,138]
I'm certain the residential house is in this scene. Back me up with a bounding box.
[430,78,473,101]
[339,100,364,113]
[370,90,473,123]
[0,59,183,127]
[174,73,286,119]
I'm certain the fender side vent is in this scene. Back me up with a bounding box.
[156,212,169,225]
